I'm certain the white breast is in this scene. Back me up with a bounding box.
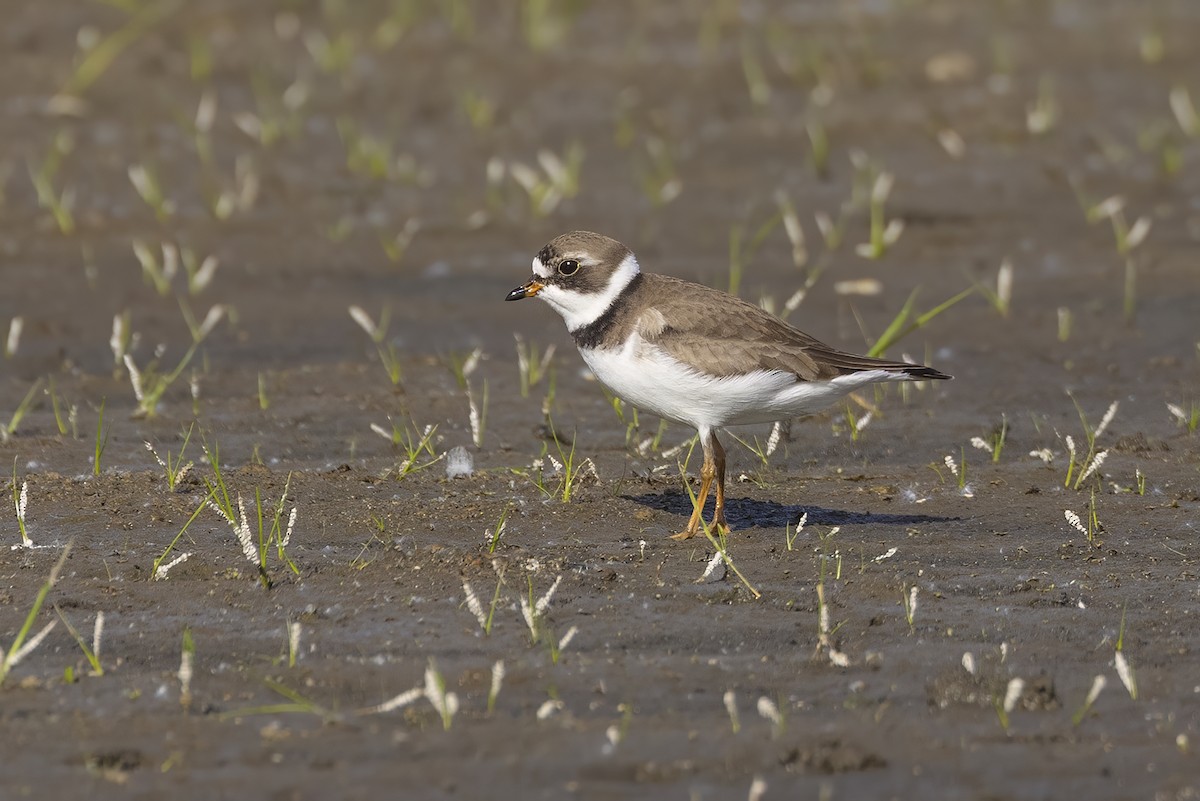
[581,335,905,430]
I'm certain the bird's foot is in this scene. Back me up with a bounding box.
[669,525,699,541]
[669,516,730,541]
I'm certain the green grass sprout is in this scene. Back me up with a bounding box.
[11,458,31,547]
[864,286,973,357]
[54,606,104,677]
[0,544,71,686]
[152,489,213,580]
[348,305,403,386]
[2,379,43,443]
[145,423,195,491]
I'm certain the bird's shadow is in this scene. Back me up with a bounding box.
[625,490,954,530]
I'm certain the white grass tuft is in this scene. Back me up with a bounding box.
[1002,678,1025,714]
[462,580,488,630]
[1094,401,1119,439]
[723,690,741,733]
[970,436,993,454]
[536,699,563,720]
[5,317,22,358]
[1029,448,1054,464]
[943,454,959,478]
[1076,450,1108,485]
[1114,651,1138,699]
[153,552,192,580]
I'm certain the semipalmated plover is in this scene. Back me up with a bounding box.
[506,231,951,540]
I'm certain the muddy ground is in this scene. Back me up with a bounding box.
[2,1,1199,799]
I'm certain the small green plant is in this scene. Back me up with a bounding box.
[740,36,770,107]
[1026,75,1059,134]
[127,162,174,220]
[519,573,564,646]
[902,585,919,634]
[379,218,421,264]
[2,379,43,443]
[723,690,741,734]
[506,141,585,218]
[373,420,443,479]
[546,423,596,503]
[756,696,785,738]
[973,258,1014,318]
[971,416,1008,462]
[459,87,496,131]
[179,627,195,710]
[55,606,104,677]
[11,459,31,548]
[520,0,578,51]
[942,451,969,495]
[46,378,77,438]
[286,621,301,669]
[547,624,579,665]
[813,525,848,663]
[633,136,682,207]
[1071,674,1107,726]
[466,380,489,449]
[124,304,219,419]
[462,576,505,636]
[203,438,298,589]
[27,131,77,235]
[785,512,807,551]
[1114,605,1138,699]
[728,423,781,468]
[348,306,403,385]
[146,423,196,492]
[1063,398,1116,490]
[1169,85,1200,137]
[152,490,212,580]
[485,506,511,554]
[806,121,831,179]
[443,347,483,391]
[855,172,904,259]
[220,678,337,723]
[1167,401,1200,434]
[55,1,172,99]
[487,660,505,715]
[1064,491,1102,545]
[994,677,1025,731]
[864,286,973,358]
[837,403,873,442]
[0,545,70,685]
[515,334,556,398]
[424,660,459,730]
[336,117,395,180]
[727,211,781,296]
[4,317,22,359]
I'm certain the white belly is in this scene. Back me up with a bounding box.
[580,338,901,431]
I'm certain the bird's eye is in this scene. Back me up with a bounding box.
[558,259,580,276]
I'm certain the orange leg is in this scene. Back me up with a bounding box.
[671,451,714,541]
[709,433,730,535]
[671,429,731,541]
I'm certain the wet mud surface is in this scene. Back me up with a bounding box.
[2,2,1199,799]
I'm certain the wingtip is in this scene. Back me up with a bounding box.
[906,365,952,381]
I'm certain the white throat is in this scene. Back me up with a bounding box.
[536,252,640,332]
